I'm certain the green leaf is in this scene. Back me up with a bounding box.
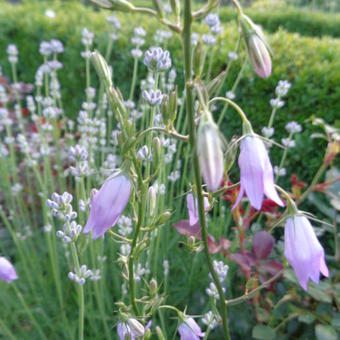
[331,313,340,330]
[308,284,332,303]
[315,324,338,340]
[298,313,316,324]
[256,308,270,322]
[252,325,276,340]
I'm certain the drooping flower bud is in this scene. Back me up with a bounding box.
[148,186,157,216]
[83,172,131,239]
[91,0,135,12]
[126,318,145,337]
[197,112,224,191]
[0,257,18,283]
[240,14,272,78]
[284,215,329,291]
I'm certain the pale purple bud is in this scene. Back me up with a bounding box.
[126,318,145,337]
[233,136,284,210]
[187,193,209,226]
[83,173,131,239]
[0,257,18,283]
[284,215,329,291]
[247,34,272,78]
[178,317,205,340]
[197,117,224,192]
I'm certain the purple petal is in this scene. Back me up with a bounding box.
[84,174,131,239]
[0,257,18,283]
[238,137,265,210]
[284,215,329,291]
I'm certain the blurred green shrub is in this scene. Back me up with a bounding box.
[0,0,339,183]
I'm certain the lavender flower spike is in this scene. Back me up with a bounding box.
[284,215,329,291]
[187,193,209,226]
[233,135,284,210]
[0,257,18,283]
[178,317,205,340]
[83,172,131,239]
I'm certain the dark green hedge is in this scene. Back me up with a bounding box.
[0,0,339,183]
[219,5,340,38]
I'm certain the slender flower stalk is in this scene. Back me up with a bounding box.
[182,1,230,338]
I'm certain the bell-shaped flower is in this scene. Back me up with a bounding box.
[83,172,131,239]
[0,257,18,283]
[284,215,329,291]
[187,193,209,226]
[233,135,283,210]
[178,317,205,340]
[197,112,224,192]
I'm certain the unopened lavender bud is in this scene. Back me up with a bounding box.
[152,137,161,169]
[152,0,164,18]
[155,326,166,340]
[156,210,172,225]
[161,94,170,124]
[197,112,224,191]
[149,278,158,295]
[170,0,180,18]
[91,51,112,89]
[241,15,272,78]
[91,0,135,11]
[148,186,157,216]
[193,40,205,78]
[126,318,145,337]
[169,87,178,123]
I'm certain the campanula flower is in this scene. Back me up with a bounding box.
[187,193,209,226]
[197,113,224,192]
[233,135,284,210]
[284,215,329,291]
[0,257,18,283]
[178,317,205,340]
[83,172,131,239]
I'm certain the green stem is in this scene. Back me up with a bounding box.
[71,242,85,340]
[129,57,139,100]
[217,57,247,126]
[12,284,47,340]
[298,162,328,204]
[182,1,230,339]
[128,181,146,316]
[274,131,293,182]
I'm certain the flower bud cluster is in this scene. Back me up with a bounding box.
[7,44,18,64]
[144,47,171,72]
[142,89,163,106]
[68,264,93,285]
[56,221,82,243]
[39,39,64,56]
[46,192,77,221]
[130,26,146,58]
[202,311,218,330]
[68,144,89,178]
[206,260,228,300]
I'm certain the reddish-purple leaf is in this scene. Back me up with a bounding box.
[253,231,275,259]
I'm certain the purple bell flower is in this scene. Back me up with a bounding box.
[0,257,18,283]
[178,317,205,340]
[187,193,209,227]
[284,215,329,291]
[233,135,284,210]
[83,173,131,239]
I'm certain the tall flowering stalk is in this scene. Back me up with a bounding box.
[182,0,230,338]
